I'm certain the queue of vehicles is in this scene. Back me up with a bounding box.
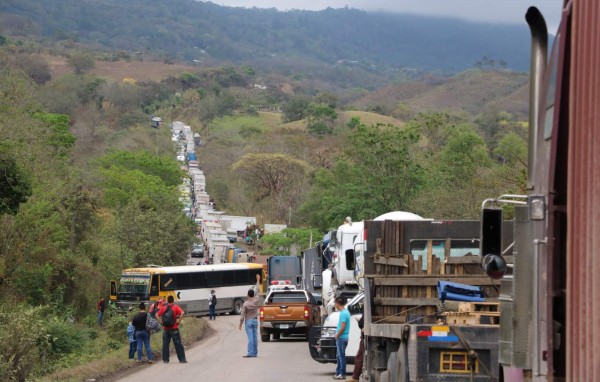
[171,120,257,265]
[116,3,599,377]
[307,3,598,381]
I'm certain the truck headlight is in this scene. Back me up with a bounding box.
[322,327,337,338]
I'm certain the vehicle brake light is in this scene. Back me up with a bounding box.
[304,306,309,319]
[260,307,264,319]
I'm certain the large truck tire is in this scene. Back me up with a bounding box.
[261,333,270,342]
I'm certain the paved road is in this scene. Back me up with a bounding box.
[116,315,344,382]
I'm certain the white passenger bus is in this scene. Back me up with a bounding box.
[110,263,263,315]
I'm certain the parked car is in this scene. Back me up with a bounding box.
[191,244,204,258]
[227,230,237,243]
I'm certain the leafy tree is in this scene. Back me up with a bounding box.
[0,305,51,381]
[110,199,195,266]
[34,112,76,158]
[281,96,310,123]
[409,117,497,219]
[300,120,423,229]
[260,227,321,256]
[95,150,183,187]
[492,132,527,191]
[306,103,337,135]
[438,125,490,184]
[98,166,177,210]
[314,92,338,108]
[67,52,95,74]
[0,147,31,215]
[231,153,311,219]
[17,54,51,84]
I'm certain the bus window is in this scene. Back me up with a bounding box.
[190,273,207,288]
[150,275,159,296]
[177,273,191,289]
[222,271,234,286]
[162,275,177,291]
[206,271,223,287]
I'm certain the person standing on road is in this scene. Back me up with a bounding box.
[239,273,261,358]
[333,297,350,380]
[132,302,154,364]
[127,317,137,360]
[346,315,364,382]
[157,295,188,363]
[97,297,105,326]
[209,290,217,320]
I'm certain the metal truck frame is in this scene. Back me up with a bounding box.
[362,220,512,382]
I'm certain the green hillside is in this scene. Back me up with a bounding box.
[0,0,532,77]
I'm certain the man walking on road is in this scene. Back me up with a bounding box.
[157,295,188,364]
[333,297,350,380]
[239,273,261,358]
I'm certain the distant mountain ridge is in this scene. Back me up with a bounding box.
[0,0,532,73]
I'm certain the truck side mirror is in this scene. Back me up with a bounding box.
[480,207,507,279]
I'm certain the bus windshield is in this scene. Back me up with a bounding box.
[118,273,150,295]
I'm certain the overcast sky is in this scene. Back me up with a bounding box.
[209,0,562,32]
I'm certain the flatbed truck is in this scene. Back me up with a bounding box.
[361,219,512,381]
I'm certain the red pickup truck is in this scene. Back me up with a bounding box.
[260,289,321,342]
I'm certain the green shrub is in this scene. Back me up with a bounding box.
[105,311,129,339]
[46,318,86,357]
[106,339,122,350]
[0,304,50,381]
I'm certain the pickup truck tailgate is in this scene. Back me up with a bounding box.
[263,304,305,320]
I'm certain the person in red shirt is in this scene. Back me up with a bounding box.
[149,297,165,318]
[97,297,105,326]
[157,295,187,363]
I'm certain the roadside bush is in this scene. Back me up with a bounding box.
[46,318,86,358]
[104,310,128,339]
[0,304,50,381]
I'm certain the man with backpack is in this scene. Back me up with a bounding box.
[208,290,217,320]
[157,295,187,364]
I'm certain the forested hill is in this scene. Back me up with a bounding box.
[1,0,531,73]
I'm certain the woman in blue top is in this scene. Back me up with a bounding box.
[333,296,351,380]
